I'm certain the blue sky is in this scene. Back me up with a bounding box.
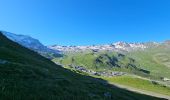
[0,0,170,46]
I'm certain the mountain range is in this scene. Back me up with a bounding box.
[49,41,163,53]
[49,42,145,52]
[2,31,168,54]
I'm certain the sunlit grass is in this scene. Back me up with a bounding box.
[102,76,170,96]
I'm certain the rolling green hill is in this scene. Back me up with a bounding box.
[127,45,170,79]
[0,32,164,100]
[53,51,151,77]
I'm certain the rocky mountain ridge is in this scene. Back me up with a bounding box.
[1,30,168,54]
[49,41,161,52]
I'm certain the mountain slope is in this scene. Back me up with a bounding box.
[53,51,151,77]
[0,32,165,100]
[1,31,61,59]
[127,44,170,79]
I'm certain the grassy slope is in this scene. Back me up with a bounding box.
[127,46,170,79]
[53,51,150,76]
[0,32,163,100]
[102,76,170,96]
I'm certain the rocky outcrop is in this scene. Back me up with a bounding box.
[0,59,8,64]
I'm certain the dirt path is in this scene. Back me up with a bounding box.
[110,82,170,100]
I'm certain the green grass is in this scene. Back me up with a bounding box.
[102,76,170,96]
[0,32,164,100]
[53,51,149,75]
[127,47,170,79]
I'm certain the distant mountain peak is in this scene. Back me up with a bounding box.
[49,41,150,52]
[1,31,61,58]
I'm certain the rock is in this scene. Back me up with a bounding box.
[88,93,96,98]
[161,77,170,81]
[151,81,158,85]
[104,92,112,98]
[0,59,8,64]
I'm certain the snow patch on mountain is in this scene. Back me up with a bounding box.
[1,31,60,55]
[49,41,149,52]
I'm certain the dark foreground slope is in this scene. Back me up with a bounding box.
[0,32,165,100]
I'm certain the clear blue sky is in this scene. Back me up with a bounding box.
[0,0,170,46]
